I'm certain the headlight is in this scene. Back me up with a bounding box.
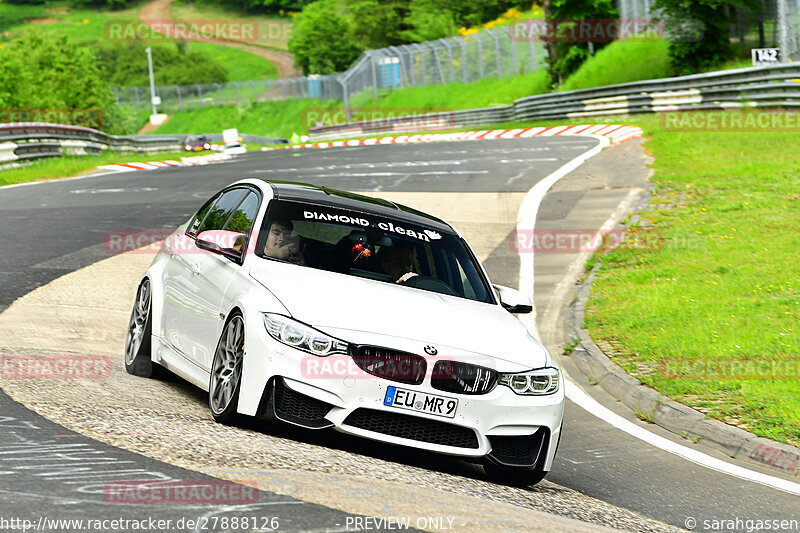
[498,367,559,395]
[185,145,191,150]
[263,313,349,356]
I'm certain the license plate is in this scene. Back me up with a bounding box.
[383,386,458,419]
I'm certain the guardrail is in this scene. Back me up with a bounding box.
[0,123,288,170]
[308,64,800,140]
[0,123,184,170]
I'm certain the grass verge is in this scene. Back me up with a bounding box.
[559,39,674,92]
[272,111,800,447]
[2,149,196,187]
[577,114,800,447]
[153,99,342,138]
[154,73,551,138]
[0,1,278,83]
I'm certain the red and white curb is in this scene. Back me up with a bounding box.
[97,153,232,173]
[262,124,643,151]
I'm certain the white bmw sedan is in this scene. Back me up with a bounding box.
[125,179,564,485]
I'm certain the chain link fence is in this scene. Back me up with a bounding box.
[113,27,546,112]
[114,3,800,113]
[619,0,800,60]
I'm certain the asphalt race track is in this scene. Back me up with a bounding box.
[0,138,798,532]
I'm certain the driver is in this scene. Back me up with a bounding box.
[264,220,304,264]
[379,245,417,283]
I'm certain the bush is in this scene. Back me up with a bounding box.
[0,31,113,110]
[0,32,145,134]
[94,43,229,87]
[653,0,743,75]
[288,0,361,74]
[288,0,530,74]
[68,0,136,8]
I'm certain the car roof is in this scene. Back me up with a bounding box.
[259,180,454,233]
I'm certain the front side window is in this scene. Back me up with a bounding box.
[197,188,248,234]
[257,200,494,304]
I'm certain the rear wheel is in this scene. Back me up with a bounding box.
[209,313,245,424]
[124,279,159,378]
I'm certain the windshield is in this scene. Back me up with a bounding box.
[257,200,495,304]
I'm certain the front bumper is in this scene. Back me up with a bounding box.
[237,310,565,470]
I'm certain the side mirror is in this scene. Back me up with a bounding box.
[493,284,533,314]
[196,230,246,263]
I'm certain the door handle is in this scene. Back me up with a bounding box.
[189,262,202,275]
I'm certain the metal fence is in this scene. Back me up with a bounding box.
[620,0,800,60]
[112,2,800,113]
[113,27,546,112]
[306,63,800,140]
[0,123,184,169]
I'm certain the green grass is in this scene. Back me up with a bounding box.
[0,1,141,43]
[171,1,291,50]
[578,113,800,447]
[0,1,277,83]
[152,99,342,137]
[188,42,277,81]
[0,149,188,187]
[351,71,550,111]
[559,39,675,92]
[153,72,551,137]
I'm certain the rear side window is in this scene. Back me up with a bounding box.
[197,189,248,234]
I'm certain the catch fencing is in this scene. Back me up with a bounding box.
[306,63,800,140]
[113,26,546,112]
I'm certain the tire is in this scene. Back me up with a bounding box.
[483,461,548,487]
[124,279,159,378]
[209,312,245,425]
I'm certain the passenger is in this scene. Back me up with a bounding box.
[379,245,417,283]
[264,220,304,264]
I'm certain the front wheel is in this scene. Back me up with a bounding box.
[483,461,548,487]
[124,279,159,378]
[209,313,245,424]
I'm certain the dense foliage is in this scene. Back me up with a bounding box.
[0,32,138,133]
[94,43,229,86]
[288,0,528,75]
[544,0,618,85]
[653,0,755,75]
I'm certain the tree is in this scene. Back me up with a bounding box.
[401,0,457,42]
[545,0,618,85]
[288,0,361,74]
[653,0,755,75]
[0,32,139,134]
[0,32,112,110]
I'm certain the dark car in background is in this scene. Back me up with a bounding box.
[184,135,211,152]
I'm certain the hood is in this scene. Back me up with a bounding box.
[249,259,548,369]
